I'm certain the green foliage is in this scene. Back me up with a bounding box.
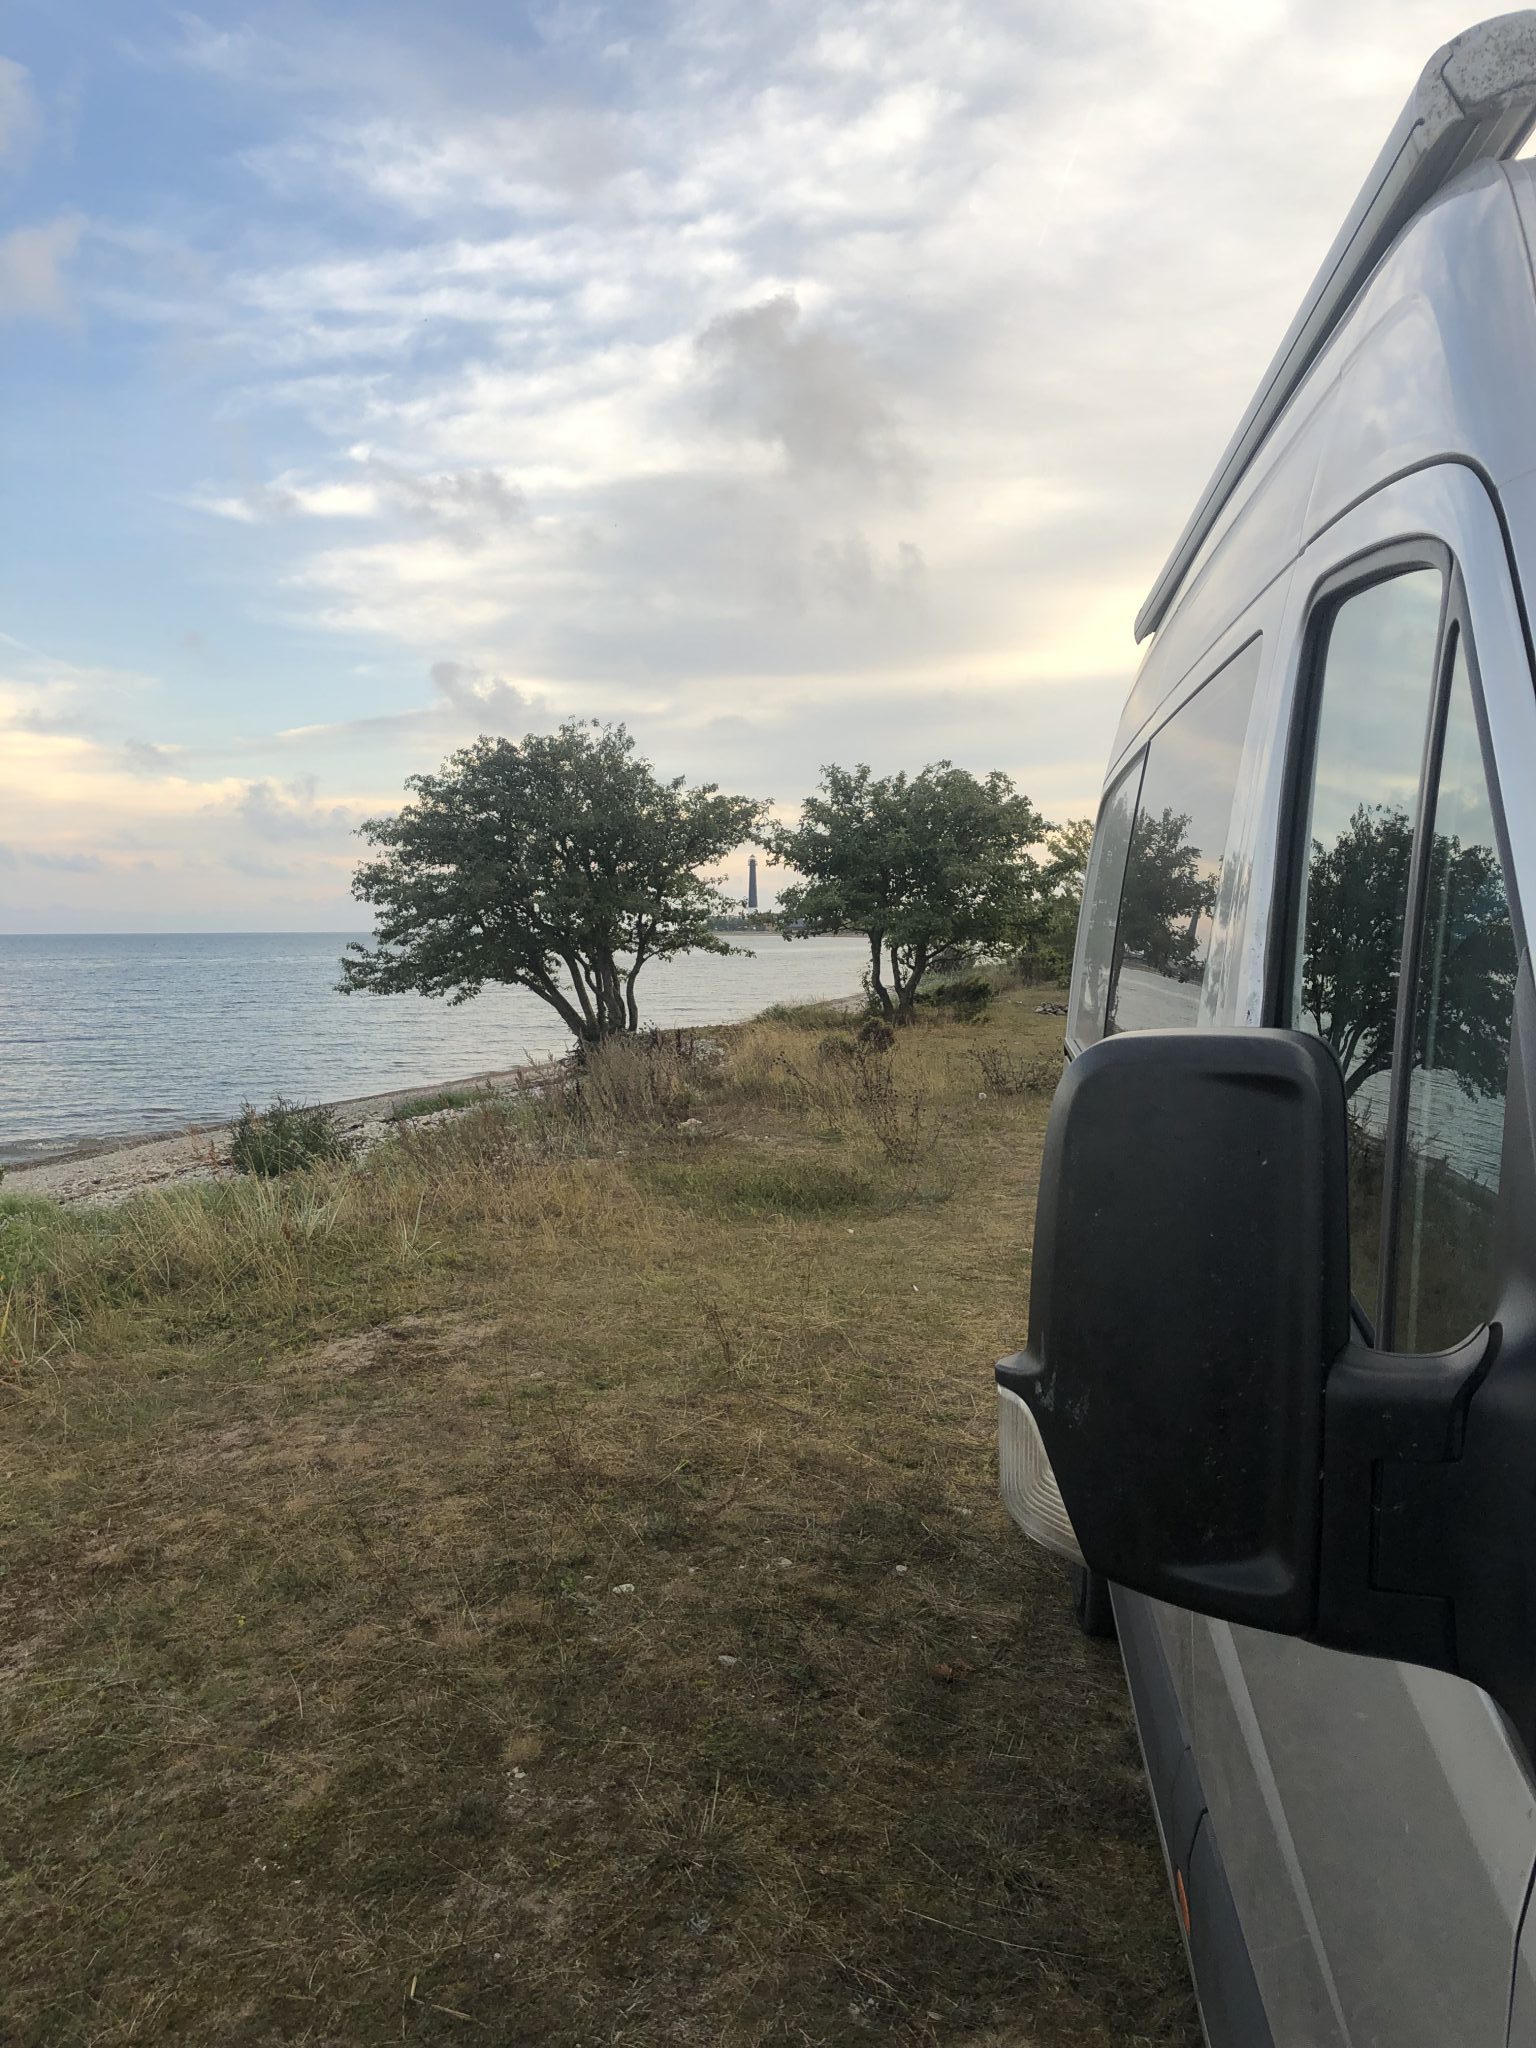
[924,975,992,1022]
[1114,807,1214,979]
[640,1153,878,1217]
[228,1097,349,1178]
[1301,801,1516,1101]
[764,762,1046,1020]
[1011,815,1094,982]
[756,999,871,1031]
[388,1088,482,1122]
[342,720,764,1047]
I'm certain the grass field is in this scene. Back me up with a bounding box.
[0,986,1199,2048]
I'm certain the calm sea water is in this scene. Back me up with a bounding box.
[0,931,870,1165]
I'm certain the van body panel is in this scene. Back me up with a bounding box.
[1185,463,1536,2046]
[1195,1616,1536,2048]
[1303,169,1536,538]
[1070,184,1536,2026]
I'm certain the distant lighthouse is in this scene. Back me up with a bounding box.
[747,854,759,911]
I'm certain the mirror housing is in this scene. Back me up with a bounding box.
[997,1023,1536,1750]
[1000,1029,1349,1631]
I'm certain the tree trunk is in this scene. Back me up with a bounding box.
[892,941,928,1023]
[867,931,894,1017]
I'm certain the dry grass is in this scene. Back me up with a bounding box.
[0,987,1197,2048]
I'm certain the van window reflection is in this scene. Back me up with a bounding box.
[1391,639,1518,1352]
[1069,757,1143,1045]
[1106,640,1261,1033]
[1293,568,1443,1327]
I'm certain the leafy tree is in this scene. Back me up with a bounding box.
[341,721,763,1047]
[1301,800,1515,1101]
[1113,806,1215,983]
[1011,815,1094,980]
[763,761,1047,1020]
[1300,803,1414,1098]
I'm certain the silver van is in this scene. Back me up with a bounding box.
[997,15,1536,2044]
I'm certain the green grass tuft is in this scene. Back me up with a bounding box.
[228,1095,350,1177]
[387,1086,484,1121]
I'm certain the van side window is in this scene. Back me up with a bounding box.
[1389,634,1519,1352]
[1068,758,1142,1044]
[1292,567,1444,1329]
[1106,639,1261,1033]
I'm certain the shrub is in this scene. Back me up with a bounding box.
[528,1033,713,1150]
[756,999,872,1031]
[228,1097,349,1177]
[925,976,992,1023]
[388,1088,482,1123]
[972,1045,1060,1096]
[817,1033,858,1065]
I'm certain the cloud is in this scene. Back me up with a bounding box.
[428,659,528,726]
[231,776,356,843]
[273,658,535,748]
[122,739,183,775]
[697,294,916,488]
[198,458,526,546]
[222,850,299,879]
[0,213,85,323]
[30,848,104,873]
[373,461,527,538]
[0,57,39,162]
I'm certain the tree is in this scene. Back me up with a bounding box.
[1301,800,1515,1101]
[1300,803,1414,1098]
[1113,807,1215,981]
[763,761,1047,1020]
[340,721,763,1047]
[1011,815,1093,981]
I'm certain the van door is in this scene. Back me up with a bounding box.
[1189,467,1536,2048]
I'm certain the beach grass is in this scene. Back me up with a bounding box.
[0,984,1198,2048]
[388,1086,490,1123]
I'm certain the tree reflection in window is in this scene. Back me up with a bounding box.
[1299,798,1513,1108]
[1101,641,1260,1035]
[1108,807,1217,1019]
[1292,568,1445,1326]
[1298,801,1414,1102]
[1296,741,1516,1344]
[1392,644,1518,1351]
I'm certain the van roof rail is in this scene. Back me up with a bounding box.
[1134,11,1536,644]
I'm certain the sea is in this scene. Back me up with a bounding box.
[0,930,871,1167]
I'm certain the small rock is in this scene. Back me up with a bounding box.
[718,1654,738,1667]
[611,1583,635,1596]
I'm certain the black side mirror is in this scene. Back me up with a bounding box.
[997,1024,1536,1750]
[999,1029,1349,1631]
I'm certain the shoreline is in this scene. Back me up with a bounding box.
[3,1059,556,1209]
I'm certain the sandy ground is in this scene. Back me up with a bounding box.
[3,1063,554,1209]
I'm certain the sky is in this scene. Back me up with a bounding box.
[0,0,1505,931]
